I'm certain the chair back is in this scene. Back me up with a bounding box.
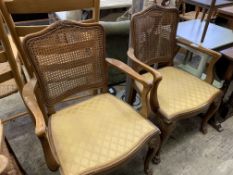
[0,14,23,97]
[0,0,100,76]
[22,20,107,109]
[131,5,179,71]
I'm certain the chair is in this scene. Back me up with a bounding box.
[0,0,100,77]
[21,20,160,175]
[0,120,24,175]
[127,5,222,162]
[0,13,24,98]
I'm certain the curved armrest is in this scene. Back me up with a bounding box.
[22,79,46,137]
[127,48,162,111]
[106,57,153,88]
[177,38,221,84]
[127,48,162,83]
[106,57,153,117]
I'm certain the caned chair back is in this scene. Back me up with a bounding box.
[22,21,107,109]
[131,5,179,71]
[0,0,100,76]
[0,14,23,97]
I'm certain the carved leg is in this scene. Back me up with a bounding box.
[39,134,59,171]
[144,134,161,175]
[201,100,221,134]
[152,120,176,164]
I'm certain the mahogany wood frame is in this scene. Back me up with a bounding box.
[127,5,223,163]
[21,20,161,175]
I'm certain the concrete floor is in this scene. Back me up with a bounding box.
[1,92,233,175]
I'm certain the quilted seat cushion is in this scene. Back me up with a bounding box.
[49,93,158,175]
[135,67,221,120]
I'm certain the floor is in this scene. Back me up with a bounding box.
[1,90,233,175]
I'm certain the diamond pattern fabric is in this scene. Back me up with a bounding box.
[135,67,220,120]
[50,93,158,175]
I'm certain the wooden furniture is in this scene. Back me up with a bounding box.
[128,5,222,163]
[0,120,24,175]
[21,20,160,175]
[218,5,233,29]
[183,0,233,42]
[177,19,233,50]
[219,47,233,119]
[177,19,233,80]
[0,0,100,77]
[0,14,23,97]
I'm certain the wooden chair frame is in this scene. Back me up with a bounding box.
[21,20,160,175]
[0,0,100,78]
[127,5,222,163]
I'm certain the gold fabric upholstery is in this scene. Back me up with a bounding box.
[135,67,220,120]
[50,93,158,175]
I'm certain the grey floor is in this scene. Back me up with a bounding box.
[1,91,233,175]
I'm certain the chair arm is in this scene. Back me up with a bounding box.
[106,57,153,88]
[22,79,46,137]
[177,38,221,84]
[127,48,162,83]
[106,58,153,117]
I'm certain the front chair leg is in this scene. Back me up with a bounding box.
[39,134,59,171]
[152,120,176,164]
[201,99,221,134]
[144,134,161,175]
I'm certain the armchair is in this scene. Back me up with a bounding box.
[22,20,160,175]
[127,5,222,163]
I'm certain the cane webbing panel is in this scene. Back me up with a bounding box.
[131,5,179,70]
[23,21,107,107]
[135,67,220,119]
[50,93,158,175]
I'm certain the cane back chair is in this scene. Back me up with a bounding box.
[127,5,222,162]
[21,20,160,175]
[0,0,100,77]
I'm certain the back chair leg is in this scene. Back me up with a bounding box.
[201,99,221,134]
[144,134,161,175]
[126,86,137,105]
[152,119,176,164]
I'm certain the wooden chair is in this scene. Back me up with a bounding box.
[21,20,160,175]
[0,0,100,77]
[177,0,216,21]
[0,13,23,98]
[127,5,222,163]
[0,120,24,175]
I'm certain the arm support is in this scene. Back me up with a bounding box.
[177,38,221,84]
[127,48,162,111]
[22,79,46,137]
[106,57,160,118]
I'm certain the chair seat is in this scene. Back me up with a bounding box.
[49,93,159,175]
[135,67,221,120]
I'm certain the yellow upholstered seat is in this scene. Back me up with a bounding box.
[135,67,220,120]
[49,93,158,175]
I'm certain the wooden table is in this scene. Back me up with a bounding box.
[177,19,233,50]
[184,0,233,42]
[218,5,233,29]
[184,0,233,8]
